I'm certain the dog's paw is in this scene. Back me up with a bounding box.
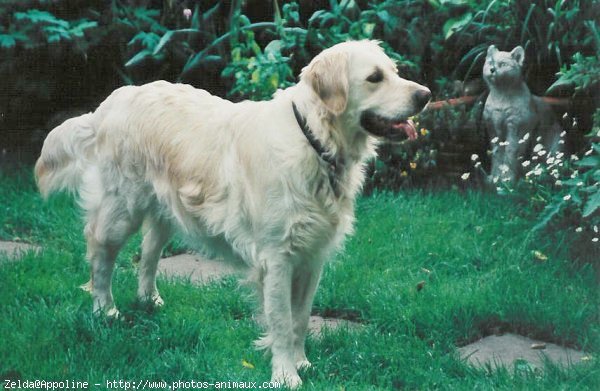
[105,307,121,319]
[93,304,121,320]
[79,279,93,293]
[296,359,312,370]
[151,293,164,307]
[138,292,164,308]
[272,359,302,389]
[272,370,302,389]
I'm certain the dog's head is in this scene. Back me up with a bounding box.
[300,40,431,141]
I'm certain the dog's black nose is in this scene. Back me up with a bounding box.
[414,88,432,110]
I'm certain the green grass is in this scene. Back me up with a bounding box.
[1,170,598,390]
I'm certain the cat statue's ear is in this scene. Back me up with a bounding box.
[510,46,525,67]
[486,45,498,59]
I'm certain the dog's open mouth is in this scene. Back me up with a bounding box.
[360,110,418,141]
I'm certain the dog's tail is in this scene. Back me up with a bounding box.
[35,113,96,198]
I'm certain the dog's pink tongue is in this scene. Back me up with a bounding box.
[392,119,417,140]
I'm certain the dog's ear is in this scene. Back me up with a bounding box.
[510,46,525,67]
[301,51,349,115]
[486,45,497,59]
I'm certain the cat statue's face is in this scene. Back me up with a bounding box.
[483,45,525,89]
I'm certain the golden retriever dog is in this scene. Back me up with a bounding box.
[35,40,430,387]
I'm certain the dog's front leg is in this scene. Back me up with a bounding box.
[261,257,302,388]
[291,261,324,370]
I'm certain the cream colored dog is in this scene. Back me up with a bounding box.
[35,40,430,387]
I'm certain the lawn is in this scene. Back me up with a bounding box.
[1,170,598,390]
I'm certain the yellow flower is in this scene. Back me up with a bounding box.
[420,128,429,136]
[242,359,255,369]
[532,250,548,261]
[410,162,417,169]
[400,170,408,177]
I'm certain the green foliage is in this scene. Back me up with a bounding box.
[489,134,600,261]
[549,52,600,94]
[447,0,599,88]
[222,34,295,100]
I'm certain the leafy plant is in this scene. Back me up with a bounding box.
[548,52,600,94]
[489,131,600,260]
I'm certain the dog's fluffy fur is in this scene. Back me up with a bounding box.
[35,40,430,387]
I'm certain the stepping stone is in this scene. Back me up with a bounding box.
[158,253,237,283]
[0,241,40,262]
[308,315,361,337]
[459,333,589,370]
[158,253,362,337]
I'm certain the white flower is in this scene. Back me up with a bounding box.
[571,154,579,161]
[461,173,470,180]
[571,171,579,178]
[536,136,542,142]
[563,194,571,201]
[533,167,543,176]
[594,226,599,233]
[556,152,564,159]
[532,155,539,161]
[499,141,510,147]
[518,139,526,144]
[522,160,531,167]
[474,161,482,168]
[537,150,547,156]
[560,131,566,137]
[575,227,583,233]
[499,164,509,174]
[546,157,555,165]
[551,170,559,178]
[183,8,192,20]
[523,133,530,141]
[491,137,499,144]
[555,180,562,186]
[533,143,544,153]
[593,238,599,243]
[585,149,593,156]
[559,139,565,144]
[577,182,584,187]
[471,154,479,161]
[492,176,499,183]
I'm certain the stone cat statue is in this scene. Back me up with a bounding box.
[483,45,562,183]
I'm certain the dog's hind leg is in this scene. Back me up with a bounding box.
[85,195,140,318]
[137,216,171,307]
[291,261,324,370]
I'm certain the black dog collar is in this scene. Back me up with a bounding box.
[292,102,341,195]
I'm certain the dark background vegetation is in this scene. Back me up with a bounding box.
[0,0,598,239]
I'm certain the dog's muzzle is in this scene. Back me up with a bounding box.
[359,88,431,141]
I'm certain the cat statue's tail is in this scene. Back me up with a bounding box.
[35,113,95,198]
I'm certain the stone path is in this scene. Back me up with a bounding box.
[158,253,238,283]
[459,333,589,371]
[0,241,40,262]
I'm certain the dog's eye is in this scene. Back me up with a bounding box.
[366,69,384,83]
